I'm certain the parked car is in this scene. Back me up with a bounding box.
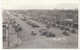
[62,31,69,36]
[27,21,40,28]
[46,32,56,37]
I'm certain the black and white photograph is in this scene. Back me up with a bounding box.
[2,0,79,49]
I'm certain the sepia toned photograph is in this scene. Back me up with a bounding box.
[2,0,79,49]
[3,9,78,48]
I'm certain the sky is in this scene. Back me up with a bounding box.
[2,0,79,9]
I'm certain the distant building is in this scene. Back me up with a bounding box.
[64,19,73,27]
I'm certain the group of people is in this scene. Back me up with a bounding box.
[10,20,22,37]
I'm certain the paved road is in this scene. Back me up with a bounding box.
[14,16,78,48]
[7,12,78,48]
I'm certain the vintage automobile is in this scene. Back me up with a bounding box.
[27,21,40,28]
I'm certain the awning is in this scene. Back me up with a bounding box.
[64,19,73,22]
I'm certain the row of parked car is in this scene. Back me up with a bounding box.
[31,29,56,38]
[19,16,78,37]
[31,23,77,37]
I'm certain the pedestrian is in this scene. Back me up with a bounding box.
[15,24,22,32]
[14,24,22,38]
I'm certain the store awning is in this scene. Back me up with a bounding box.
[64,19,73,22]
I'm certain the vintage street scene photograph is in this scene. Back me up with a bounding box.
[3,9,78,48]
[2,0,79,49]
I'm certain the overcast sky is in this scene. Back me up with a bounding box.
[2,0,79,9]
